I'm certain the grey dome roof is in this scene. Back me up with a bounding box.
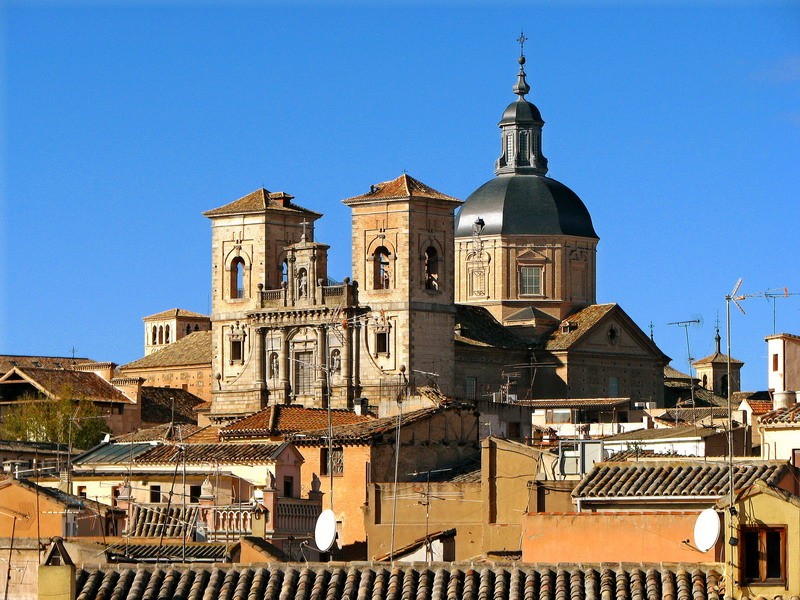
[500,99,543,125]
[455,174,598,238]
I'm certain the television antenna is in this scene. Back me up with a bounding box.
[763,288,799,334]
[667,318,702,409]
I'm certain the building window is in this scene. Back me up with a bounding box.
[508,421,521,439]
[373,247,391,290]
[702,374,708,388]
[231,339,243,362]
[465,376,477,401]
[376,331,389,355]
[77,486,87,498]
[741,526,786,584]
[609,376,620,397]
[150,485,162,503]
[721,374,729,398]
[772,353,779,372]
[294,351,314,395]
[519,266,542,296]
[506,133,514,161]
[189,485,202,503]
[283,476,294,498]
[165,325,170,344]
[152,326,157,344]
[158,326,164,344]
[186,324,192,335]
[470,269,485,297]
[231,257,245,299]
[321,447,344,476]
[519,131,529,162]
[424,247,439,290]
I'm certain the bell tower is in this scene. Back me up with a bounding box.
[203,187,322,418]
[343,174,462,397]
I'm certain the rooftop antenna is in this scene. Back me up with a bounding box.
[763,287,799,334]
[668,318,702,410]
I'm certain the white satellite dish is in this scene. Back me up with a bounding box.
[314,509,337,552]
[693,508,721,552]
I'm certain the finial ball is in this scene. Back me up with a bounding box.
[518,55,526,65]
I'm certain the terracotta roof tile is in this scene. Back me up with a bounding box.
[221,405,371,440]
[692,350,743,366]
[516,398,630,409]
[573,459,791,499]
[760,403,800,424]
[142,308,208,321]
[543,304,616,351]
[73,564,724,600]
[289,405,473,445]
[120,331,212,370]
[134,442,286,465]
[0,355,95,373]
[454,305,529,350]
[652,407,731,426]
[105,541,236,563]
[124,504,200,538]
[140,387,204,424]
[203,188,322,218]
[343,174,461,205]
[114,423,203,443]
[183,426,221,444]
[0,367,132,404]
[601,425,729,442]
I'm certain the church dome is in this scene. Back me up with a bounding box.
[500,99,542,125]
[455,174,598,238]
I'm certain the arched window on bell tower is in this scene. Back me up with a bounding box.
[373,247,391,290]
[231,257,245,299]
[152,326,157,345]
[424,247,439,290]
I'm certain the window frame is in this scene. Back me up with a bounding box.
[149,484,162,503]
[519,265,543,297]
[740,525,787,585]
[321,446,344,477]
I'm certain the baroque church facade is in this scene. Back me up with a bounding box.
[203,52,667,421]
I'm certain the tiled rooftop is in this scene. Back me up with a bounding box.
[760,402,800,424]
[543,304,616,351]
[0,354,95,373]
[0,367,132,403]
[288,405,469,445]
[652,407,731,426]
[573,459,790,499]
[105,541,234,563]
[140,387,204,424]
[133,442,287,465]
[203,188,322,218]
[120,331,212,370]
[343,174,461,205]
[143,308,208,321]
[114,423,203,444]
[602,425,727,442]
[663,380,727,408]
[125,504,199,538]
[221,404,371,440]
[454,305,529,350]
[72,563,724,600]
[515,398,630,409]
[692,350,743,365]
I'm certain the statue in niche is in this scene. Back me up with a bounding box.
[297,269,308,298]
[269,353,279,379]
[330,349,341,375]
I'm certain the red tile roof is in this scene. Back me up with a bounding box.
[543,304,616,351]
[760,403,800,424]
[221,404,371,440]
[134,442,287,465]
[0,355,95,374]
[0,367,132,403]
[343,174,461,205]
[74,563,724,600]
[120,331,211,369]
[142,308,208,321]
[204,188,322,218]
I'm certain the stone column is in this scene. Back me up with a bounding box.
[280,328,291,403]
[316,325,327,407]
[255,327,266,384]
[353,321,362,397]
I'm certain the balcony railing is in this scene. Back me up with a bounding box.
[273,497,320,534]
[257,283,354,309]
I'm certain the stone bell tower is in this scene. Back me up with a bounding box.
[203,187,322,418]
[343,174,462,398]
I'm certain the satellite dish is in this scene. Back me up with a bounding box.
[693,508,721,552]
[314,509,337,552]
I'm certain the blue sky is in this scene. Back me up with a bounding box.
[2,2,799,392]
